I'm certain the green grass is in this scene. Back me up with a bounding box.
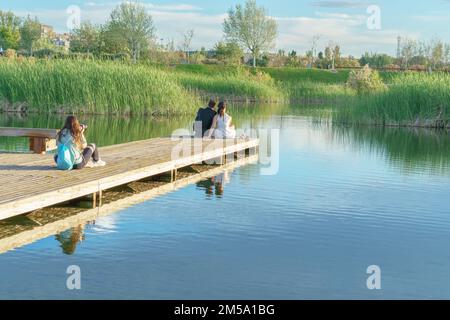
[0,59,200,115]
[0,60,290,114]
[173,65,357,102]
[262,67,351,84]
[1,59,446,126]
[333,72,450,127]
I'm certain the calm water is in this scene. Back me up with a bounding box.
[1,107,450,299]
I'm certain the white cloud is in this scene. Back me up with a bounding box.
[410,15,450,22]
[84,1,202,11]
[274,13,419,56]
[12,4,422,56]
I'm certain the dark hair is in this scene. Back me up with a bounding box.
[58,115,82,147]
[208,99,216,108]
[217,101,226,117]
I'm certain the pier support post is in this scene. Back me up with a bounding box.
[171,169,178,182]
[92,190,103,208]
[98,189,103,207]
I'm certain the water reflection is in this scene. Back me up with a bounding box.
[0,104,287,150]
[196,170,231,198]
[0,155,258,255]
[332,125,450,175]
[3,109,447,176]
[55,224,86,255]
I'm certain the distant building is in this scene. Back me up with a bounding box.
[53,33,71,52]
[41,24,54,39]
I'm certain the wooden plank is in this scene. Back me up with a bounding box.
[0,137,259,220]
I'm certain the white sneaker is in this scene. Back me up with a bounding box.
[93,159,106,167]
[85,160,95,168]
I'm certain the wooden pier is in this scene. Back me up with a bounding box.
[0,154,258,254]
[0,137,258,221]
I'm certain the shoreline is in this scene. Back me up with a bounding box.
[2,108,449,131]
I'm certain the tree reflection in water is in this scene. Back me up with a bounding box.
[55,225,86,255]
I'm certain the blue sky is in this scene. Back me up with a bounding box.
[2,0,450,56]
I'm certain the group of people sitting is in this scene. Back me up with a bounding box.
[55,99,236,171]
[194,99,236,139]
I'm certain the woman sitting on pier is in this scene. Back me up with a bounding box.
[54,116,106,170]
[206,101,237,139]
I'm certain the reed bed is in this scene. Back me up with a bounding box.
[333,72,450,127]
[0,59,199,115]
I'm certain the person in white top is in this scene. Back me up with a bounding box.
[206,101,236,139]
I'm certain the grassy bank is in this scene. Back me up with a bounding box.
[0,60,291,114]
[0,59,359,115]
[173,64,354,103]
[1,58,447,125]
[333,72,450,127]
[171,65,284,103]
[0,59,200,115]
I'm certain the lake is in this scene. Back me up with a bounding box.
[1,106,450,299]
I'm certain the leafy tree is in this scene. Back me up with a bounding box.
[0,11,21,50]
[360,52,395,68]
[333,45,341,67]
[324,46,332,61]
[106,2,156,63]
[214,41,244,65]
[223,0,277,67]
[284,50,298,67]
[400,38,417,69]
[347,65,386,95]
[99,23,128,56]
[430,40,444,69]
[20,16,41,55]
[70,21,101,54]
[444,44,450,66]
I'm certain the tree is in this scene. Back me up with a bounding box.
[309,35,321,68]
[181,29,194,63]
[285,50,298,67]
[223,0,278,67]
[360,52,395,68]
[107,2,156,63]
[430,39,444,70]
[214,41,244,65]
[324,46,332,66]
[70,21,101,54]
[99,23,128,56]
[20,16,41,55]
[333,45,341,68]
[444,43,450,66]
[0,11,21,50]
[400,38,417,69]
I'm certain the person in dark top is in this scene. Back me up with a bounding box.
[194,99,217,137]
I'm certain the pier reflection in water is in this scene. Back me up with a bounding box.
[0,155,258,255]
